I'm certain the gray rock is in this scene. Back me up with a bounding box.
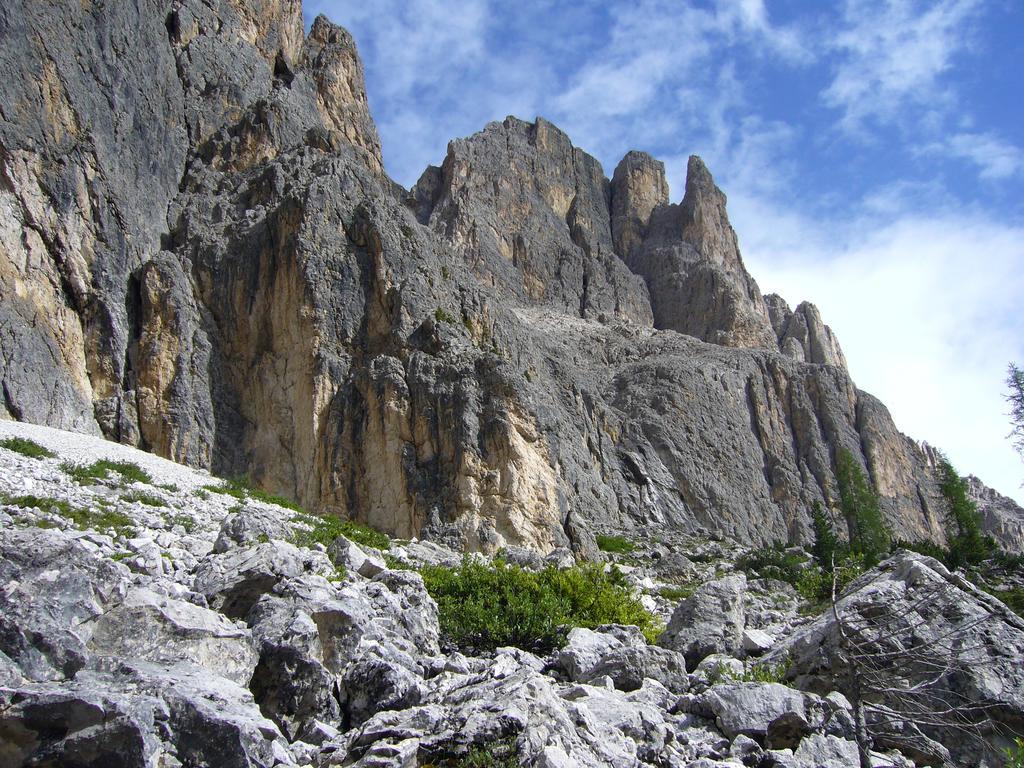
[766,552,1024,766]
[586,645,689,693]
[678,682,830,741]
[765,295,847,369]
[214,505,295,552]
[0,527,128,681]
[193,541,332,619]
[742,628,775,655]
[329,536,387,578]
[659,574,747,667]
[87,587,259,685]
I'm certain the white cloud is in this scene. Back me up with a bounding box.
[734,192,1024,505]
[823,0,983,132]
[940,132,1024,180]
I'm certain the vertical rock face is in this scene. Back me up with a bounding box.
[302,14,384,173]
[414,117,653,325]
[765,295,848,369]
[0,0,1019,554]
[612,155,778,350]
[610,151,669,259]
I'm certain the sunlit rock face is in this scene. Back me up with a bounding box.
[0,0,1018,555]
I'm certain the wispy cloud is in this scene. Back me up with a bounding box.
[823,0,983,133]
[932,132,1024,180]
[735,192,1024,503]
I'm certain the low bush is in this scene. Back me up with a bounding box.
[596,534,636,554]
[121,490,166,508]
[659,584,697,601]
[795,559,864,602]
[420,558,660,653]
[736,543,807,587]
[425,737,519,768]
[204,476,302,511]
[63,459,152,486]
[0,437,56,459]
[291,512,391,551]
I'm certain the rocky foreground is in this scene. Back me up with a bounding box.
[1,423,1022,767]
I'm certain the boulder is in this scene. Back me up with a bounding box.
[659,574,747,666]
[0,528,129,681]
[214,506,295,552]
[585,646,689,693]
[328,536,387,578]
[87,587,259,685]
[677,682,831,741]
[765,552,1024,766]
[192,541,332,619]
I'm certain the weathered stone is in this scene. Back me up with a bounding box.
[678,682,829,741]
[586,645,689,693]
[766,552,1024,766]
[0,528,128,681]
[659,574,747,667]
[214,505,295,553]
[87,587,259,685]
[193,541,332,619]
[328,536,387,578]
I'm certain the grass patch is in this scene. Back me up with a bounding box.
[168,513,197,533]
[121,490,166,508]
[204,476,302,511]
[659,584,697,601]
[4,493,135,537]
[0,437,56,459]
[62,459,152,486]
[425,738,519,768]
[292,512,390,551]
[156,482,178,492]
[596,534,636,554]
[421,558,660,653]
[709,659,791,685]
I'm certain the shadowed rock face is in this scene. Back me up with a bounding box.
[0,0,1019,554]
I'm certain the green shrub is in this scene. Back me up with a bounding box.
[434,307,457,324]
[291,512,390,551]
[736,543,807,587]
[62,459,152,486]
[121,490,166,508]
[426,737,519,768]
[203,476,302,511]
[659,584,697,601]
[892,538,950,562]
[835,448,890,567]
[1004,737,1024,768]
[0,437,56,459]
[596,534,636,554]
[795,558,864,602]
[420,558,660,653]
[985,586,1024,617]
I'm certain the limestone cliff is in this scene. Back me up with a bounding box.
[0,0,1019,554]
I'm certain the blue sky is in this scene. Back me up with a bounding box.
[304,0,1024,503]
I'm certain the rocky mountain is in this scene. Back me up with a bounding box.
[1,421,1022,767]
[1,0,1021,561]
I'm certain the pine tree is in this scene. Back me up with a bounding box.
[811,500,839,570]
[834,448,890,567]
[1008,363,1024,460]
